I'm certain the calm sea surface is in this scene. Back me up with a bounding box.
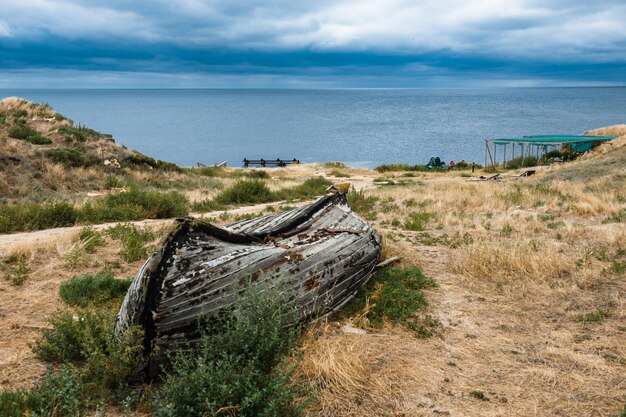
[1,88,625,168]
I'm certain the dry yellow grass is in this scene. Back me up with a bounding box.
[0,127,624,416]
[295,141,625,416]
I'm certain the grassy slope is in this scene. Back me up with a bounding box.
[0,97,184,200]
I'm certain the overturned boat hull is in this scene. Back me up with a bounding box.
[115,187,381,375]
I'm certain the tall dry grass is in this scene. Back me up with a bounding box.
[450,239,574,287]
[296,323,422,416]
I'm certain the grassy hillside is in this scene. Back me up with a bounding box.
[0,98,340,233]
[0,97,182,200]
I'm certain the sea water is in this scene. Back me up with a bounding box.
[1,88,625,168]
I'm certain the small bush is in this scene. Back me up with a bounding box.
[190,166,225,177]
[375,163,447,173]
[60,273,131,307]
[33,311,112,363]
[237,169,271,179]
[347,189,378,221]
[79,188,188,223]
[57,126,89,142]
[404,211,434,231]
[470,390,489,401]
[0,201,78,233]
[2,254,30,286]
[321,161,347,168]
[343,267,437,335]
[153,285,303,417]
[0,389,41,417]
[25,133,52,145]
[329,169,350,178]
[275,177,333,200]
[78,226,105,253]
[47,147,92,167]
[106,223,154,262]
[505,156,539,169]
[14,109,28,118]
[576,309,611,323]
[123,152,181,172]
[25,311,145,415]
[603,209,626,224]
[8,124,38,140]
[214,179,275,205]
[500,224,514,237]
[0,366,86,417]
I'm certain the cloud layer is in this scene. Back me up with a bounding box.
[0,0,625,87]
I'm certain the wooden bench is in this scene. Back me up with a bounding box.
[243,158,300,167]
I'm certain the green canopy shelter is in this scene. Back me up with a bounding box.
[484,135,617,169]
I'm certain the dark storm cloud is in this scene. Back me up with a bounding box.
[0,0,624,87]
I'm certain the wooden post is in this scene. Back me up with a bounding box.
[521,143,525,166]
[503,144,507,169]
[486,142,495,170]
[493,143,497,169]
[485,140,488,169]
[512,142,515,160]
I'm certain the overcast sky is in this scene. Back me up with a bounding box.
[0,0,625,87]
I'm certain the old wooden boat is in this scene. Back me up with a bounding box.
[114,184,381,375]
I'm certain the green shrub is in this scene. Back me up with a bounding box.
[191,198,220,212]
[329,169,350,178]
[0,366,86,417]
[8,124,38,140]
[78,226,105,253]
[404,211,434,231]
[347,189,378,220]
[120,231,150,262]
[0,388,41,417]
[47,147,92,167]
[60,273,131,307]
[79,189,188,223]
[375,163,446,173]
[0,201,78,233]
[343,267,437,336]
[33,311,112,363]
[275,177,332,200]
[14,109,28,118]
[577,309,611,323]
[194,177,331,211]
[22,314,145,416]
[25,201,78,230]
[25,133,52,145]
[321,161,347,168]
[603,209,626,224]
[103,189,187,219]
[106,223,154,262]
[57,126,89,142]
[190,166,225,177]
[34,366,85,416]
[505,156,538,169]
[123,152,181,172]
[214,179,275,205]
[2,254,29,286]
[240,169,270,179]
[153,285,303,417]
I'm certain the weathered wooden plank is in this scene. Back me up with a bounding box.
[114,188,381,376]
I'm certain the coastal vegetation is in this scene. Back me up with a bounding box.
[0,99,625,416]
